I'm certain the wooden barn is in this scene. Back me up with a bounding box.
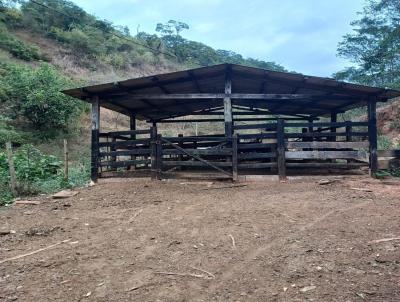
[63,63,400,181]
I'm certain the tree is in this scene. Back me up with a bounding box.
[336,0,400,88]
[0,63,82,130]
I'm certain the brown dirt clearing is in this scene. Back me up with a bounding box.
[1,176,400,301]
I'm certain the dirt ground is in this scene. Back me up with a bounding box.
[1,176,400,302]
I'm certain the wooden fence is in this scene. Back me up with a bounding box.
[93,120,398,181]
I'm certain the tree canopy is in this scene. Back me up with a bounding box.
[335,0,400,89]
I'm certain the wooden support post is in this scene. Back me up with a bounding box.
[178,134,183,168]
[156,134,162,180]
[345,121,352,142]
[345,121,353,165]
[91,96,100,182]
[330,112,337,142]
[277,119,286,181]
[5,142,17,196]
[150,126,157,180]
[129,114,136,170]
[224,70,233,138]
[368,100,378,177]
[232,133,238,182]
[63,139,68,181]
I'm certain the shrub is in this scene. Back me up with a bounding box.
[0,63,83,130]
[0,25,42,61]
[0,144,90,205]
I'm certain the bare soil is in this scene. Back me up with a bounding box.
[1,176,400,302]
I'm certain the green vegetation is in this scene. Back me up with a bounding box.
[335,0,400,89]
[0,144,90,205]
[1,63,83,131]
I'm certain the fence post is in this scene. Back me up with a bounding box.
[5,142,17,196]
[63,139,69,181]
[277,119,286,181]
[232,133,238,182]
[150,126,157,180]
[156,134,162,180]
[345,121,352,142]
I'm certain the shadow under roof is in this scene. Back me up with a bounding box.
[63,63,400,121]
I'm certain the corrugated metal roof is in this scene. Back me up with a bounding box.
[62,63,400,120]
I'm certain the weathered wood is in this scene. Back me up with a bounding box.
[238,162,277,169]
[5,142,17,196]
[285,150,369,161]
[238,152,277,160]
[91,95,100,182]
[98,138,151,148]
[103,129,151,136]
[224,70,233,137]
[238,143,276,150]
[330,112,337,142]
[150,126,157,180]
[377,150,400,157]
[368,100,378,176]
[162,161,232,167]
[232,134,238,181]
[63,139,68,181]
[285,132,368,138]
[100,159,151,167]
[161,137,232,176]
[99,149,152,157]
[129,115,137,170]
[238,133,277,140]
[277,119,286,180]
[284,121,368,128]
[163,149,232,156]
[286,141,369,149]
[161,136,227,143]
[156,134,162,179]
[114,93,314,100]
[286,162,367,168]
[233,123,277,130]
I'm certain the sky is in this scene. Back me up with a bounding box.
[73,0,365,77]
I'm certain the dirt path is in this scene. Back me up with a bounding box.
[1,176,400,301]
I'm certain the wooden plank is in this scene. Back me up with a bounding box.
[232,134,238,181]
[238,133,277,140]
[100,159,151,167]
[286,162,367,168]
[233,123,277,130]
[99,149,151,157]
[163,149,232,156]
[285,150,369,161]
[115,93,313,100]
[103,129,151,136]
[224,70,233,137]
[91,96,100,182]
[161,137,232,176]
[162,161,233,167]
[161,136,227,143]
[150,126,157,180]
[286,141,369,149]
[238,143,276,150]
[276,119,286,180]
[238,152,276,160]
[368,100,378,176]
[238,162,277,169]
[284,121,368,128]
[377,150,400,157]
[156,134,162,180]
[98,139,151,148]
[285,132,368,138]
